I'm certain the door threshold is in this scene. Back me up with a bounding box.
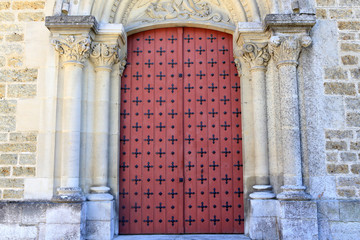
[114,234,250,240]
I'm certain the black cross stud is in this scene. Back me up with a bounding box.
[233,108,241,117]
[197,96,206,105]
[184,34,194,43]
[222,147,231,157]
[185,109,194,118]
[208,83,218,92]
[222,174,232,184]
[222,201,233,211]
[156,203,166,212]
[145,84,154,93]
[186,161,195,171]
[197,121,206,131]
[144,162,154,171]
[121,84,130,93]
[144,189,153,199]
[156,175,166,185]
[234,134,242,144]
[207,34,217,43]
[120,135,129,145]
[156,148,165,158]
[119,188,129,198]
[120,161,129,171]
[133,71,142,80]
[185,134,194,144]
[156,122,166,132]
[156,47,166,56]
[209,134,218,144]
[196,46,205,55]
[210,215,220,226]
[168,161,178,172]
[220,70,229,80]
[220,95,230,105]
[185,216,195,226]
[145,36,154,44]
[132,122,142,132]
[156,71,166,80]
[168,35,177,44]
[185,188,195,198]
[197,174,207,184]
[219,46,229,55]
[145,59,154,68]
[133,47,142,56]
[197,148,207,158]
[120,216,129,226]
[232,82,241,92]
[210,188,219,198]
[168,216,178,226]
[168,109,178,119]
[168,189,178,199]
[120,109,130,119]
[208,58,217,67]
[143,216,153,226]
[197,71,206,80]
[185,58,194,68]
[209,108,218,118]
[198,202,208,212]
[132,175,142,185]
[132,148,141,158]
[185,83,194,93]
[144,109,154,119]
[235,188,243,198]
[131,202,141,212]
[168,59,177,68]
[156,96,166,106]
[132,97,142,106]
[168,84,177,93]
[209,161,219,171]
[168,135,178,145]
[221,121,230,131]
[234,161,243,170]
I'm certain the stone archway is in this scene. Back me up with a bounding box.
[45,0,317,239]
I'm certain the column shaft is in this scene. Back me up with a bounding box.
[60,62,84,188]
[92,68,111,187]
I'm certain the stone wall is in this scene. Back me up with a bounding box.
[0,1,45,200]
[316,0,360,199]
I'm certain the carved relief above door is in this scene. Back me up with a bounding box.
[119,27,244,234]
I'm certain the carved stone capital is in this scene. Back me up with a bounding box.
[52,35,91,64]
[269,35,312,67]
[90,42,119,70]
[241,42,270,70]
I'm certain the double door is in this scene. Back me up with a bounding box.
[119,27,244,234]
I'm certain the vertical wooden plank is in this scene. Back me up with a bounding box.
[217,32,234,233]
[183,27,198,234]
[194,28,210,233]
[141,30,155,234]
[153,28,167,234]
[229,36,245,233]
[119,33,133,235]
[130,32,144,234]
[206,30,222,234]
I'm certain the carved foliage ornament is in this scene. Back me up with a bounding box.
[53,35,91,64]
[90,42,120,69]
[142,0,230,23]
[269,35,312,66]
[241,43,270,69]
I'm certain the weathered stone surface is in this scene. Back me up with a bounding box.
[327,164,349,174]
[0,133,7,141]
[340,33,355,40]
[350,68,360,79]
[10,132,37,142]
[330,222,360,240]
[325,130,353,139]
[18,12,44,22]
[46,203,84,224]
[341,43,360,52]
[338,21,360,30]
[278,201,318,219]
[0,69,37,82]
[339,0,360,6]
[331,10,353,19]
[45,224,82,240]
[337,177,360,188]
[339,201,360,221]
[7,55,23,68]
[12,1,45,10]
[3,189,24,199]
[86,220,114,240]
[324,83,356,95]
[7,84,36,98]
[316,9,327,19]
[0,100,16,114]
[0,23,22,32]
[19,154,36,165]
[326,152,338,162]
[0,143,36,152]
[0,178,24,188]
[346,98,360,110]
[324,67,347,79]
[86,200,114,221]
[342,55,358,65]
[5,33,23,42]
[316,0,336,6]
[340,152,357,161]
[0,56,5,67]
[0,84,4,98]
[0,166,10,176]
[337,189,356,197]
[0,224,37,238]
[326,141,347,150]
[0,154,17,164]
[351,164,360,174]
[0,12,15,22]
[350,141,360,150]
[318,200,340,221]
[347,113,360,127]
[13,166,35,177]
[0,2,10,10]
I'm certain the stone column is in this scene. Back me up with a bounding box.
[46,16,97,202]
[53,35,91,202]
[267,14,315,200]
[241,42,276,199]
[88,42,119,201]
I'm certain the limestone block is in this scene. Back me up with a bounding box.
[337,189,356,197]
[340,152,357,162]
[325,130,353,139]
[347,113,360,127]
[0,12,15,21]
[0,2,10,10]
[278,201,318,220]
[0,116,16,132]
[24,178,53,200]
[249,216,279,240]
[330,222,360,240]
[250,200,277,217]
[324,83,356,96]
[44,224,81,240]
[18,12,45,22]
[13,166,36,176]
[86,220,114,240]
[12,1,45,10]
[0,100,16,114]
[350,69,360,79]
[0,154,17,164]
[351,164,360,174]
[16,99,40,131]
[317,200,340,221]
[280,219,318,240]
[7,84,37,98]
[0,202,22,223]
[3,189,24,199]
[326,141,347,151]
[339,201,360,221]
[327,164,349,174]
[341,43,360,52]
[342,55,358,65]
[0,224,37,239]
[0,69,37,82]
[324,67,347,79]
[46,203,84,224]
[9,132,37,142]
[0,178,24,188]
[19,154,36,165]
[324,96,345,129]
[345,98,360,110]
[350,141,360,150]
[86,200,114,221]
[21,202,47,224]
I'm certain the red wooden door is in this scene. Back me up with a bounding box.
[119,28,244,234]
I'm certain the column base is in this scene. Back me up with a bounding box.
[52,187,86,203]
[87,186,114,201]
[277,185,311,201]
[249,185,276,199]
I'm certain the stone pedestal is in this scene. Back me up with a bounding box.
[277,201,319,239]
[86,200,115,240]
